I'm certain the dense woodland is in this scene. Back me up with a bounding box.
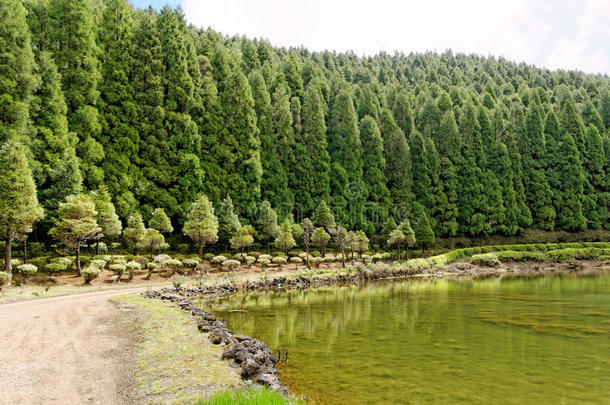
[2,0,610,262]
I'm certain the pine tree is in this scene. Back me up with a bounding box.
[391,93,414,138]
[30,51,82,226]
[388,229,405,260]
[140,228,166,260]
[183,194,219,258]
[398,219,416,259]
[283,53,304,101]
[301,218,314,267]
[50,194,100,275]
[409,131,434,213]
[148,208,173,234]
[301,84,330,207]
[93,185,122,254]
[258,200,279,254]
[48,0,104,187]
[275,219,296,256]
[216,196,241,248]
[505,131,532,229]
[0,0,36,144]
[583,124,605,228]
[0,141,44,277]
[311,227,330,256]
[98,0,139,217]
[412,203,434,256]
[230,225,255,256]
[359,116,390,206]
[271,85,296,210]
[123,212,146,254]
[489,141,520,235]
[312,201,336,229]
[380,108,412,207]
[554,133,586,231]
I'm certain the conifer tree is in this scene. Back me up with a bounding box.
[0,141,44,277]
[98,0,138,217]
[0,0,36,145]
[409,131,434,213]
[311,227,330,256]
[312,201,336,229]
[388,229,405,260]
[123,212,146,254]
[554,133,587,231]
[275,219,296,256]
[505,131,532,229]
[398,219,416,260]
[230,226,255,256]
[380,108,412,206]
[583,124,605,228]
[412,203,434,256]
[301,84,331,206]
[258,200,279,254]
[489,141,520,235]
[283,53,304,101]
[359,116,390,207]
[93,185,122,254]
[272,85,296,210]
[50,194,100,275]
[301,218,314,267]
[30,51,82,225]
[148,208,173,234]
[140,228,166,260]
[48,0,104,187]
[391,93,414,138]
[216,196,241,248]
[380,216,397,243]
[183,194,219,258]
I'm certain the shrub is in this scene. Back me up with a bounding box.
[272,256,287,265]
[298,252,308,259]
[362,254,372,264]
[257,258,271,267]
[154,254,172,263]
[0,271,10,290]
[82,267,100,284]
[17,264,38,277]
[258,254,272,261]
[310,250,321,258]
[248,251,261,258]
[471,253,502,267]
[125,261,141,271]
[172,275,189,288]
[203,253,215,261]
[45,262,67,273]
[427,255,447,270]
[244,256,256,266]
[89,259,107,270]
[110,263,126,275]
[311,257,324,267]
[125,254,136,262]
[290,257,303,264]
[372,253,383,262]
[162,258,183,274]
[406,258,431,272]
[211,255,227,265]
[53,257,73,267]
[381,252,392,260]
[222,259,241,271]
[10,259,22,268]
[324,254,335,262]
[113,258,127,266]
[182,258,199,269]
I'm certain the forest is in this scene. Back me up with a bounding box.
[2,0,610,268]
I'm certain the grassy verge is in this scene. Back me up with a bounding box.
[197,387,304,405]
[112,293,242,404]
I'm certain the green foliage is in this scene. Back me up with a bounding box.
[123,212,146,252]
[183,194,218,257]
[198,387,302,404]
[230,226,255,253]
[275,220,296,254]
[0,271,10,290]
[471,253,502,267]
[139,228,166,257]
[148,208,173,234]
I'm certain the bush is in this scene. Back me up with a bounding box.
[110,263,126,274]
[272,251,285,257]
[310,250,321,258]
[203,253,215,261]
[248,251,261,258]
[362,254,372,264]
[45,262,67,273]
[311,257,324,267]
[257,258,270,267]
[222,259,241,271]
[182,258,199,269]
[372,253,383,262]
[406,258,431,271]
[471,253,502,267]
[272,256,287,265]
[82,267,100,284]
[258,254,272,261]
[0,271,10,290]
[17,264,38,277]
[211,255,227,265]
[89,259,107,270]
[10,259,22,268]
[154,254,172,263]
[381,252,392,260]
[162,258,183,273]
[290,257,303,264]
[324,254,335,262]
[172,275,189,288]
[113,258,127,266]
[427,255,447,270]
[53,257,73,267]
[244,256,256,266]
[298,252,308,259]
[125,261,141,271]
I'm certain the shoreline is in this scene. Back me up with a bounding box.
[141,259,610,397]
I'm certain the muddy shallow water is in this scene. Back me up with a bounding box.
[209,268,610,404]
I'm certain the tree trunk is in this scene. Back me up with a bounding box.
[5,236,12,285]
[305,242,310,268]
[351,250,354,266]
[23,238,27,264]
[340,245,346,268]
[76,244,82,276]
[199,242,204,259]
[422,244,426,257]
[397,244,401,261]
[95,239,99,256]
[406,245,409,260]
[266,237,270,254]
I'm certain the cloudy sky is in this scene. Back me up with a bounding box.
[130,0,610,74]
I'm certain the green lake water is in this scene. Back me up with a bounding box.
[208,270,610,404]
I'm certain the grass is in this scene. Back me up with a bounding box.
[198,387,305,405]
[112,293,242,404]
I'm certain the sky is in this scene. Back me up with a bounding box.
[129,0,610,75]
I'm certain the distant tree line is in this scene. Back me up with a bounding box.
[2,0,610,276]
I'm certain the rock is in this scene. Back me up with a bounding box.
[240,358,259,379]
[255,373,283,391]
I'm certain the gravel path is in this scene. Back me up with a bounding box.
[0,288,143,404]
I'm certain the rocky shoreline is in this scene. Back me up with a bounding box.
[141,260,609,393]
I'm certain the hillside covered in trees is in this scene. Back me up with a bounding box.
[2,0,610,250]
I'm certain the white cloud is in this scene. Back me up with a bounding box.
[182,0,610,74]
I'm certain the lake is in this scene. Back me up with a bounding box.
[208,269,610,404]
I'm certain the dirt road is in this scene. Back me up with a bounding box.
[0,289,143,405]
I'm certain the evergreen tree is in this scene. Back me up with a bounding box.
[391,93,414,138]
[359,116,390,206]
[48,0,104,187]
[30,51,82,225]
[123,212,145,254]
[271,85,296,210]
[489,141,520,235]
[388,229,405,260]
[412,203,434,256]
[380,108,412,207]
[409,131,434,213]
[554,133,587,231]
[283,53,304,101]
[301,218,314,267]
[0,141,44,277]
[98,0,139,217]
[583,124,605,228]
[93,185,122,254]
[312,201,336,229]
[0,0,36,144]
[148,208,173,234]
[398,219,416,260]
[183,194,219,258]
[257,200,279,254]
[50,194,100,275]
[274,219,296,256]
[230,226,255,256]
[311,227,330,256]
[216,196,241,248]
[140,228,166,259]
[301,84,330,207]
